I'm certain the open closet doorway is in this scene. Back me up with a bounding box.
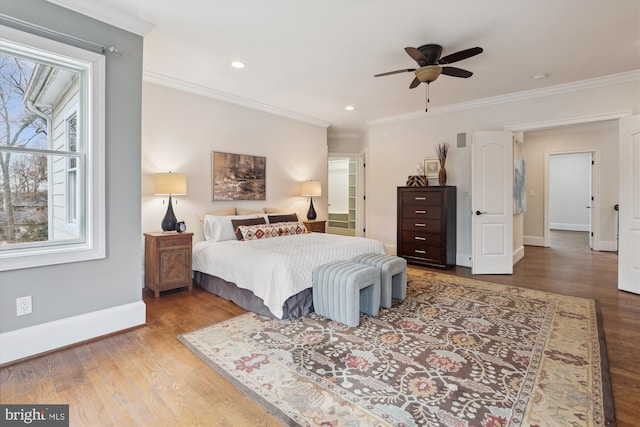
[327,155,357,236]
[548,151,594,250]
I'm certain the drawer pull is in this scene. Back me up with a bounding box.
[414,236,426,241]
[414,197,426,200]
[415,210,426,214]
[415,223,426,227]
[414,250,426,254]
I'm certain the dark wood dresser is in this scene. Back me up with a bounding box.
[397,186,456,269]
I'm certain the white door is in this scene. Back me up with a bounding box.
[618,115,640,293]
[472,131,513,274]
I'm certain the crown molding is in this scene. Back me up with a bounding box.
[328,132,361,140]
[45,0,155,35]
[143,70,330,129]
[367,70,640,127]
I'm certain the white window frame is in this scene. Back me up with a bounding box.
[0,25,105,271]
[64,105,79,234]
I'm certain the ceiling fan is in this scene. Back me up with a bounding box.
[375,44,483,111]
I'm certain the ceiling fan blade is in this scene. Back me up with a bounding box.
[404,47,428,66]
[409,77,421,89]
[441,66,473,78]
[439,47,483,65]
[374,68,416,77]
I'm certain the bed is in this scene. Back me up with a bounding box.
[192,215,386,319]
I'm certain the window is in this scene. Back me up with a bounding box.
[0,25,105,271]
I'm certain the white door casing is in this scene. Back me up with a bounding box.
[618,115,640,293]
[472,131,514,274]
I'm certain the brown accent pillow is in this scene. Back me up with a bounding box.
[267,213,298,224]
[231,217,266,240]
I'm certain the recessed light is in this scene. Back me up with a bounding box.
[532,73,547,80]
[345,105,354,111]
[231,61,245,69]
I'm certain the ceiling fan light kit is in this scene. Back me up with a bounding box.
[375,43,483,112]
[415,65,442,83]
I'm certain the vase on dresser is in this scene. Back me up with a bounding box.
[438,167,447,186]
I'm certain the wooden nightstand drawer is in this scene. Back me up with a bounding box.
[158,235,191,248]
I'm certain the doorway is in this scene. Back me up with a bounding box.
[327,155,357,236]
[548,151,594,249]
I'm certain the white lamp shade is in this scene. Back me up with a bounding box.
[153,172,187,195]
[301,180,321,197]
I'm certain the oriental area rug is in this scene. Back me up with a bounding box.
[179,269,615,427]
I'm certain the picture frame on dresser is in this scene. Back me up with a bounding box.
[424,157,440,179]
[396,186,456,269]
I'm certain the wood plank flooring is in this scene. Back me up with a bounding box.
[1,231,639,426]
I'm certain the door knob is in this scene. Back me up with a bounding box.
[475,210,486,216]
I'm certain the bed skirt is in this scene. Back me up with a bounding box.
[193,271,313,320]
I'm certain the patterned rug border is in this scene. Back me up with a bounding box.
[179,270,616,427]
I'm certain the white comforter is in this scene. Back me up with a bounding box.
[192,233,386,318]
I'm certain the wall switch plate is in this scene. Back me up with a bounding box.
[16,296,32,316]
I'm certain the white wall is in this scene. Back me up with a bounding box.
[365,80,639,264]
[142,82,328,244]
[549,152,592,231]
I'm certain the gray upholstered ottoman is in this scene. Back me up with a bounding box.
[352,253,407,308]
[312,261,380,327]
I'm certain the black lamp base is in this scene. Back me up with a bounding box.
[161,195,178,231]
[306,198,317,220]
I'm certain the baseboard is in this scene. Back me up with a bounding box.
[524,236,545,247]
[550,223,590,232]
[513,245,525,265]
[0,301,146,365]
[597,240,618,252]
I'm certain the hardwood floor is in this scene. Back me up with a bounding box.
[1,232,639,426]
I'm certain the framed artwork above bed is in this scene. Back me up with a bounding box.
[212,151,266,201]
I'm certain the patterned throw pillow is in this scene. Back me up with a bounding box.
[239,221,307,240]
[231,217,266,240]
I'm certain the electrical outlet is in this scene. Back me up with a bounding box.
[16,296,32,316]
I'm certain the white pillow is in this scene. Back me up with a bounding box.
[203,214,258,242]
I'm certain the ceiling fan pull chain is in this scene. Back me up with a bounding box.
[425,83,430,112]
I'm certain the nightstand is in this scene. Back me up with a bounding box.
[144,232,193,297]
[303,220,326,233]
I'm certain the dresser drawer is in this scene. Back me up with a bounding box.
[401,231,442,248]
[401,218,441,232]
[401,191,442,206]
[402,206,442,220]
[401,244,443,262]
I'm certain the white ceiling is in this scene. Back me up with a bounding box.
[48,0,640,135]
